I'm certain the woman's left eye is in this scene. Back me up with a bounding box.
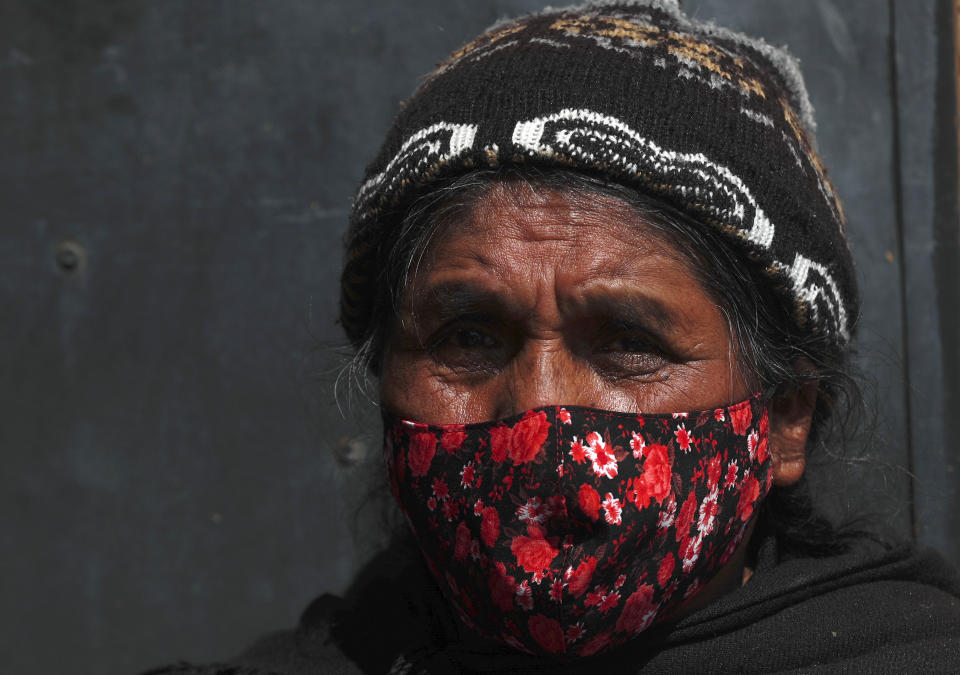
[601,335,654,353]
[593,332,671,376]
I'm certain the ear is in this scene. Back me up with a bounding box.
[769,379,819,487]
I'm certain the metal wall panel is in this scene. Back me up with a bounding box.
[890,0,960,562]
[1,2,954,674]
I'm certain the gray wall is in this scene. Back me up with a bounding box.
[2,1,957,674]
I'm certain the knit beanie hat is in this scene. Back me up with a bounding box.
[339,0,859,352]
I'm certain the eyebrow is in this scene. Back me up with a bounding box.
[575,291,681,333]
[408,281,524,324]
[409,280,686,341]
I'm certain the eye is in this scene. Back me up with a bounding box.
[428,321,508,373]
[449,327,498,350]
[592,329,672,378]
[599,335,656,354]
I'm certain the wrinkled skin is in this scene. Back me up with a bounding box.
[380,180,817,620]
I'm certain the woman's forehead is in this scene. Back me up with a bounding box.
[404,183,719,331]
[425,180,692,267]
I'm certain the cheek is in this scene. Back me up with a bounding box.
[622,360,743,411]
[380,347,489,423]
[579,358,743,414]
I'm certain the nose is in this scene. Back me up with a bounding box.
[492,339,590,417]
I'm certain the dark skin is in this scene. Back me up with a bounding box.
[380,180,818,617]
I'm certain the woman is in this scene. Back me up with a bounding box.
[149,1,960,672]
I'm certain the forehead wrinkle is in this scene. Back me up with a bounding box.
[420,241,567,328]
[416,182,714,327]
[451,180,677,256]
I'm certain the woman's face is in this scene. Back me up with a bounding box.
[381,181,755,424]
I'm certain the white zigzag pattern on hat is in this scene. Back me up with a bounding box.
[511,109,775,249]
[354,110,848,343]
[354,122,478,211]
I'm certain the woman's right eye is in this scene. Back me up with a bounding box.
[449,328,498,349]
[429,323,506,373]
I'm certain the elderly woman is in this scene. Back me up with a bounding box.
[150,1,960,673]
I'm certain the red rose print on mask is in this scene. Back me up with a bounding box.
[454,521,472,561]
[737,474,761,521]
[566,556,597,597]
[489,424,512,463]
[441,428,467,454]
[511,525,560,574]
[579,631,612,657]
[480,506,500,548]
[626,443,672,508]
[657,552,675,588]
[675,489,698,542]
[408,431,436,477]
[756,410,770,463]
[384,396,772,657]
[528,614,565,654]
[756,434,769,464]
[569,436,587,464]
[707,453,723,490]
[510,410,551,463]
[616,584,657,634]
[489,562,517,612]
[577,484,601,521]
[729,401,752,435]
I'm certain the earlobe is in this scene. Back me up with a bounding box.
[769,379,819,487]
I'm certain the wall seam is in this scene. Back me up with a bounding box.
[887,0,918,542]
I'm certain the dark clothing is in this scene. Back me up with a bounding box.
[145,533,960,674]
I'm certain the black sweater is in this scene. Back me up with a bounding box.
[146,532,960,674]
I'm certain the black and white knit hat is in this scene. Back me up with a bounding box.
[339,0,859,351]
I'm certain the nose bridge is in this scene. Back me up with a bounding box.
[501,338,581,415]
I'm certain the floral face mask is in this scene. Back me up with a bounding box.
[383,395,772,657]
